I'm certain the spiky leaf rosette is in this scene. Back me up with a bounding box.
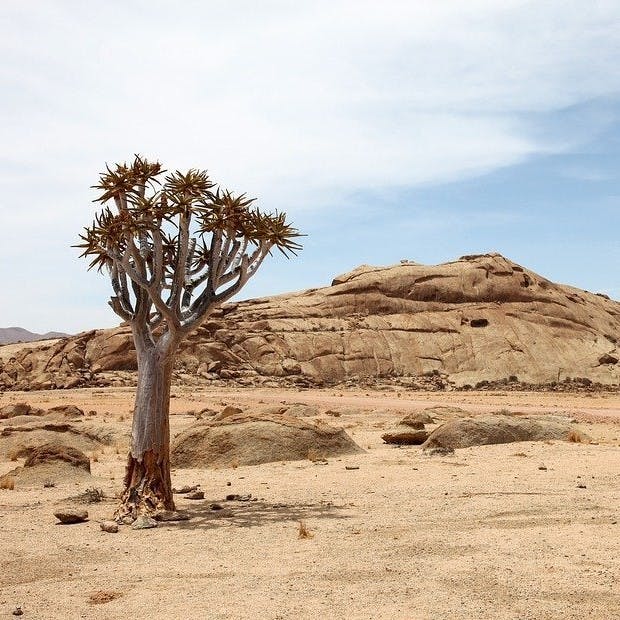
[76,155,302,335]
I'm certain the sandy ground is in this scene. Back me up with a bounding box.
[1,386,619,620]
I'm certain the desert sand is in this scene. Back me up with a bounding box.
[1,386,619,619]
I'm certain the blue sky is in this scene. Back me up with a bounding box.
[0,1,619,333]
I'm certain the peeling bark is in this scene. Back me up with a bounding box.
[115,331,177,520]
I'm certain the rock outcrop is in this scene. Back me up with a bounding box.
[421,414,589,450]
[1,254,619,389]
[171,412,364,467]
[0,443,92,489]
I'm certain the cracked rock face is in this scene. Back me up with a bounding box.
[2,253,619,388]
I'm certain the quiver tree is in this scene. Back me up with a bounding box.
[77,156,302,519]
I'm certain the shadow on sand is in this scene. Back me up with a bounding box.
[172,498,352,531]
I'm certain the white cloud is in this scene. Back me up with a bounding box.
[1,0,619,330]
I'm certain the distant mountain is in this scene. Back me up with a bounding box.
[0,327,69,345]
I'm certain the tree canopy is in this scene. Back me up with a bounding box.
[77,155,302,335]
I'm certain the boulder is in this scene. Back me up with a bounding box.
[3,253,620,389]
[46,405,85,418]
[0,443,92,489]
[54,508,88,524]
[171,413,364,468]
[421,414,590,451]
[398,411,433,428]
[213,405,243,421]
[382,426,429,445]
[23,442,91,471]
[0,403,44,419]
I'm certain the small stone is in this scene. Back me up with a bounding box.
[153,510,190,522]
[577,484,587,489]
[100,520,119,533]
[186,490,205,500]
[345,466,360,470]
[209,503,224,510]
[172,485,198,494]
[131,515,158,530]
[423,446,454,456]
[121,515,135,525]
[12,607,23,616]
[538,465,547,471]
[54,509,88,524]
[225,494,252,502]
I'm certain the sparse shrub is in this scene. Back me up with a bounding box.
[0,477,15,490]
[75,487,105,503]
[298,521,314,539]
[568,430,584,443]
[89,590,122,605]
[307,448,326,462]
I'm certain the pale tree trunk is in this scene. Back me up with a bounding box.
[116,329,178,520]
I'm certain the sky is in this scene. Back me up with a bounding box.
[0,0,619,334]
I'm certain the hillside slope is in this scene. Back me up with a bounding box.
[0,327,68,345]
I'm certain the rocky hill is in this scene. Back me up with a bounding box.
[1,254,619,391]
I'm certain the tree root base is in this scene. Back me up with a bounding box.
[114,450,175,522]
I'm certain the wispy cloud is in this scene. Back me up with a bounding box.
[1,1,619,330]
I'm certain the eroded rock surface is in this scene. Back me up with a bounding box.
[2,254,619,388]
[171,412,364,467]
[421,414,589,451]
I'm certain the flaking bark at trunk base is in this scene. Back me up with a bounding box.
[115,334,177,521]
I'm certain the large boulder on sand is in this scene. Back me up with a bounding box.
[0,442,91,488]
[0,404,122,461]
[421,414,589,451]
[171,412,364,468]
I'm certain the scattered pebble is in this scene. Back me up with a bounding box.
[54,509,88,524]
[131,515,158,530]
[226,494,252,501]
[186,490,205,500]
[100,520,119,533]
[153,510,190,522]
[172,485,198,494]
[12,607,23,616]
[345,465,360,470]
[209,503,224,510]
[538,465,547,471]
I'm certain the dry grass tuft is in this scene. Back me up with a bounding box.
[567,430,584,443]
[88,590,122,605]
[0,476,15,490]
[298,520,314,539]
[307,448,324,462]
[71,487,105,503]
[7,445,32,462]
